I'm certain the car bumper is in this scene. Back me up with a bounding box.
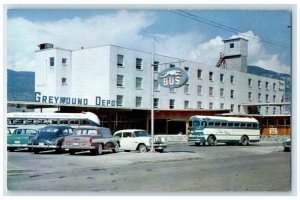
[153,143,168,150]
[7,144,30,148]
[61,145,95,150]
[32,144,60,149]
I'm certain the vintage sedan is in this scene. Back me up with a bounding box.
[31,125,73,154]
[62,126,120,155]
[113,129,167,153]
[283,138,291,152]
[7,126,43,152]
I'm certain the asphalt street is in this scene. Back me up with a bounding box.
[5,142,291,194]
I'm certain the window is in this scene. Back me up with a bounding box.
[220,103,224,109]
[209,87,214,96]
[197,85,202,96]
[117,54,124,67]
[220,88,224,97]
[50,57,55,66]
[154,80,159,91]
[230,75,234,84]
[209,102,213,109]
[273,95,276,102]
[197,69,202,79]
[136,58,143,70]
[184,101,189,109]
[117,75,124,87]
[266,107,269,115]
[136,97,142,108]
[170,64,175,68]
[62,58,67,65]
[136,77,142,90]
[197,101,202,109]
[248,79,252,87]
[230,90,234,99]
[116,95,123,106]
[273,83,276,91]
[209,72,214,81]
[220,74,224,82]
[169,99,175,109]
[153,61,159,72]
[258,93,262,102]
[273,107,276,114]
[248,92,252,101]
[230,104,234,112]
[266,82,269,90]
[154,98,159,108]
[230,43,234,48]
[238,105,241,113]
[184,84,189,94]
[266,94,269,102]
[258,80,261,89]
[62,77,67,85]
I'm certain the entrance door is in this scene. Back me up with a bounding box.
[167,120,186,135]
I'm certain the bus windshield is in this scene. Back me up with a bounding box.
[189,120,200,128]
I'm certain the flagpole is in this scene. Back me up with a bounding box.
[150,34,155,152]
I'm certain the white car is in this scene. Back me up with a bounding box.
[113,129,167,153]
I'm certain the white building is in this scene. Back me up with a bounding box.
[35,38,285,116]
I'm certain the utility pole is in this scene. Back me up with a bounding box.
[150,34,155,152]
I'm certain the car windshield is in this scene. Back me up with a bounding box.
[134,131,148,137]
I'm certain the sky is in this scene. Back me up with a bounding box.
[6,8,292,74]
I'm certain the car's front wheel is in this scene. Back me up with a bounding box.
[138,144,147,153]
[112,143,119,153]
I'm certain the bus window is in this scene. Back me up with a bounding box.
[208,122,214,126]
[246,123,252,128]
[221,122,227,127]
[228,122,233,127]
[201,121,207,127]
[215,122,221,126]
[240,123,246,127]
[234,123,239,127]
[60,120,69,125]
[253,123,258,128]
[193,120,200,128]
[188,121,193,128]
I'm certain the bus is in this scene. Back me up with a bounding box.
[7,112,100,129]
[188,115,260,146]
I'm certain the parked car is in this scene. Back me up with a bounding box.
[283,138,291,152]
[62,126,120,155]
[31,125,73,154]
[7,126,43,152]
[113,129,167,153]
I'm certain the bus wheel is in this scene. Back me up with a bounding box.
[240,135,249,146]
[207,135,216,146]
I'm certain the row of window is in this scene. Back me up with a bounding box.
[192,120,259,129]
[49,57,67,66]
[115,95,279,113]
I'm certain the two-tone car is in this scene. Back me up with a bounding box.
[7,126,43,152]
[62,126,120,155]
[31,125,73,154]
[113,129,167,153]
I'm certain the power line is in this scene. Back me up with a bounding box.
[170,10,289,49]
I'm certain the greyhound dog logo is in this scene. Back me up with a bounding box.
[159,69,182,78]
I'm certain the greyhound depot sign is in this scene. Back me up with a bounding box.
[158,67,189,88]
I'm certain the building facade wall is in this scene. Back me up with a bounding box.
[34,40,285,115]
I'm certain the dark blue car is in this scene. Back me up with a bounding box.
[31,125,73,154]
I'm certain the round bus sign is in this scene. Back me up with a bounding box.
[157,67,189,88]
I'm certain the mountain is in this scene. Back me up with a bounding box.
[247,66,291,102]
[7,69,35,101]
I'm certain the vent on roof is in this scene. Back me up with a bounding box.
[38,43,54,50]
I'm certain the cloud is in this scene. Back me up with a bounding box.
[7,11,290,75]
[7,10,155,71]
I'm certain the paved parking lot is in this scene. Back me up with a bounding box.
[5,142,291,193]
